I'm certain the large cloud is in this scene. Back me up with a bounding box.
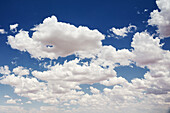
[8,16,104,59]
[148,0,170,38]
[1,10,170,113]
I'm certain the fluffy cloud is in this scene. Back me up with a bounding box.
[6,99,18,104]
[8,16,104,59]
[10,24,18,33]
[90,86,100,94]
[0,65,11,75]
[1,11,170,113]
[148,0,170,38]
[100,76,128,86]
[77,45,134,67]
[4,95,11,98]
[131,31,170,96]
[12,66,29,76]
[32,59,116,85]
[131,32,163,66]
[0,29,7,34]
[25,101,32,104]
[109,24,137,37]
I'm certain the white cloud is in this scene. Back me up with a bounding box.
[148,0,170,38]
[109,24,137,37]
[90,87,100,94]
[0,29,7,34]
[100,76,128,86]
[131,32,163,66]
[1,14,170,113]
[13,66,29,76]
[8,16,104,59]
[10,24,18,33]
[6,99,17,104]
[26,101,32,104]
[131,31,170,96]
[0,106,28,113]
[0,65,11,75]
[144,9,148,12]
[4,95,11,98]
[1,30,170,113]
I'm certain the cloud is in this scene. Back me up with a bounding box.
[1,14,170,113]
[4,95,11,98]
[12,66,29,76]
[6,99,17,104]
[109,24,137,38]
[90,86,100,94]
[131,31,170,96]
[26,101,32,104]
[148,0,170,38]
[76,45,134,66]
[131,32,163,66]
[8,16,104,59]
[0,65,11,75]
[10,24,18,33]
[0,29,7,34]
[100,76,128,86]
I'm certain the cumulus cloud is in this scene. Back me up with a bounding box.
[0,13,170,113]
[100,76,128,86]
[12,66,29,76]
[26,101,32,104]
[10,24,18,33]
[131,32,163,66]
[8,16,104,59]
[0,29,7,34]
[148,0,170,38]
[6,99,17,104]
[90,86,100,94]
[0,65,11,75]
[4,95,11,98]
[109,24,137,38]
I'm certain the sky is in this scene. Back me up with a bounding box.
[0,0,170,113]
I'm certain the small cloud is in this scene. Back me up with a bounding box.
[6,98,22,104]
[108,24,137,38]
[144,9,148,12]
[0,65,11,75]
[137,11,140,14]
[6,99,17,104]
[26,101,32,104]
[0,29,7,34]
[4,95,11,98]
[10,23,18,33]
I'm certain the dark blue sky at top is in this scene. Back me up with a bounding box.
[0,0,168,82]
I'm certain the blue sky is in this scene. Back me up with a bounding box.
[0,0,170,113]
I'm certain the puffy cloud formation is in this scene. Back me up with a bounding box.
[1,30,170,112]
[1,13,170,112]
[25,101,32,104]
[0,29,7,34]
[6,99,16,104]
[6,98,21,104]
[148,0,170,38]
[1,32,170,112]
[12,66,29,76]
[131,32,163,66]
[109,24,137,37]
[90,86,100,94]
[0,65,11,75]
[8,16,104,59]
[10,23,18,33]
[4,95,11,98]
